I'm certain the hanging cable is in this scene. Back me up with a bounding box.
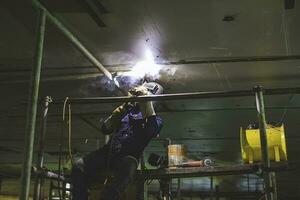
[275,94,294,126]
[59,97,70,170]
[57,97,69,200]
[68,102,74,165]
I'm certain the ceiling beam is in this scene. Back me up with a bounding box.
[82,0,108,27]
[284,0,295,9]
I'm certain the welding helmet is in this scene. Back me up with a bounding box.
[142,82,163,95]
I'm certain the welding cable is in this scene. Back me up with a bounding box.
[146,178,154,185]
[257,193,266,200]
[68,103,74,165]
[141,165,154,185]
[58,97,69,173]
[275,94,294,126]
[57,97,69,200]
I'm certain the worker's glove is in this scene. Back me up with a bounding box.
[128,85,149,96]
[129,86,156,118]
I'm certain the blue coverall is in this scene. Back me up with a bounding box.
[71,106,163,200]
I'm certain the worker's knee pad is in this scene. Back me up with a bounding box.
[120,156,138,178]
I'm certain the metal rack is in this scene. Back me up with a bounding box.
[21,1,300,200]
[137,162,292,200]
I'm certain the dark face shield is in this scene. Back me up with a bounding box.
[142,82,164,95]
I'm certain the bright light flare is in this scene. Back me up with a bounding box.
[124,50,161,78]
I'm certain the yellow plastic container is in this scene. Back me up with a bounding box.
[240,124,287,163]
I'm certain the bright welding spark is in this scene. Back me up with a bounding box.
[124,50,162,78]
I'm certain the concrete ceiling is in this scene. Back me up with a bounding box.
[0,0,300,198]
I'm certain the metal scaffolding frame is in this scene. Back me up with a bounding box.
[23,86,300,200]
[20,1,300,200]
[21,0,119,199]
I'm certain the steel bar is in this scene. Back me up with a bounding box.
[138,163,291,180]
[32,0,129,95]
[177,178,181,200]
[4,106,300,121]
[272,172,278,200]
[33,96,52,200]
[19,8,46,200]
[32,167,66,182]
[32,0,112,81]
[254,86,275,200]
[50,87,300,104]
[149,191,264,199]
[49,181,53,200]
[140,165,259,179]
[160,55,300,65]
[210,176,214,200]
[160,178,171,200]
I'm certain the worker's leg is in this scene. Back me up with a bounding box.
[71,158,88,200]
[71,148,108,200]
[101,155,138,200]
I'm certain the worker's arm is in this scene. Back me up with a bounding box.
[101,103,132,135]
[101,85,155,134]
[129,86,156,118]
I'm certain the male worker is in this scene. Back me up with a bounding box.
[71,82,163,200]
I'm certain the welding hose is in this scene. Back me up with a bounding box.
[57,97,70,200]
[58,98,73,200]
[61,97,74,165]
[68,103,73,165]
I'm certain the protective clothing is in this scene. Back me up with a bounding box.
[102,82,163,134]
[102,103,133,135]
[72,105,163,200]
[128,82,163,118]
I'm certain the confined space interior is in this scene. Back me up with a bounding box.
[0,0,300,200]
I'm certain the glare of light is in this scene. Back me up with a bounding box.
[124,50,161,78]
[145,49,154,61]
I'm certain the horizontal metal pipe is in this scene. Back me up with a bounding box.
[159,55,300,65]
[53,87,300,104]
[5,106,300,121]
[139,163,291,180]
[32,167,66,182]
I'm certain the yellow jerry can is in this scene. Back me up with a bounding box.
[240,124,287,164]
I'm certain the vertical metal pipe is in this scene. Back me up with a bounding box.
[140,153,148,200]
[254,85,274,200]
[160,179,171,200]
[215,185,219,200]
[271,172,278,200]
[49,181,53,200]
[177,178,181,200]
[19,8,46,200]
[210,176,214,200]
[247,174,250,192]
[143,180,148,200]
[33,96,52,200]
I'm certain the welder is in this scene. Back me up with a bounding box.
[71,82,164,200]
